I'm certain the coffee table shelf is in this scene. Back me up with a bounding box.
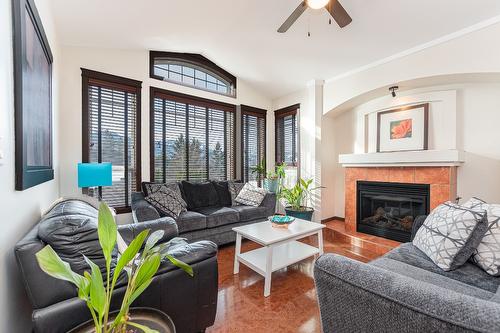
[237,241,320,276]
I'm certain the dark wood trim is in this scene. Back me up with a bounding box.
[150,86,236,113]
[321,216,345,224]
[275,104,300,168]
[241,104,267,118]
[150,87,237,182]
[81,68,142,91]
[81,69,142,209]
[240,106,267,183]
[13,0,54,190]
[376,103,429,153]
[149,88,155,182]
[274,103,300,118]
[149,51,237,98]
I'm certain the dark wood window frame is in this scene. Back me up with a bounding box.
[241,105,267,185]
[149,86,237,182]
[81,68,142,213]
[275,104,300,167]
[149,51,237,98]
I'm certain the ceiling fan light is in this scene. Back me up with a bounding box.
[307,0,329,9]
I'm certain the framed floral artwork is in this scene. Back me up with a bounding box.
[377,104,429,153]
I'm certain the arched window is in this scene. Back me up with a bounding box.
[150,51,236,97]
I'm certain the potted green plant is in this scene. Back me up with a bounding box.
[279,178,322,221]
[35,202,193,333]
[250,159,266,186]
[263,163,286,193]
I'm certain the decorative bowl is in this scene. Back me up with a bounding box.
[269,215,295,228]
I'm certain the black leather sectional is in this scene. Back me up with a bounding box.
[15,199,218,333]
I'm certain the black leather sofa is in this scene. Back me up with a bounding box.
[15,199,218,333]
[132,180,276,246]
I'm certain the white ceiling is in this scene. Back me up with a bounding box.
[48,0,500,99]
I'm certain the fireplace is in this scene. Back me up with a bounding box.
[357,181,430,242]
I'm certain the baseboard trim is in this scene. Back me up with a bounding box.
[321,216,345,223]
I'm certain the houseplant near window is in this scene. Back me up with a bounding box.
[263,163,286,193]
[250,158,266,186]
[35,202,193,333]
[279,178,322,221]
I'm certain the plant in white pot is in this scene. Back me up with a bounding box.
[35,202,193,333]
[263,163,286,194]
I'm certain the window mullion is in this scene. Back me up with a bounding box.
[185,103,190,181]
[124,92,129,207]
[162,99,166,183]
[97,86,103,199]
[205,107,209,181]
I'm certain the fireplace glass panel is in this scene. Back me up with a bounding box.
[357,181,430,242]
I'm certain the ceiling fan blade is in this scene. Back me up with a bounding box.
[277,1,307,33]
[327,0,352,28]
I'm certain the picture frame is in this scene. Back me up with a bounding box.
[377,103,429,153]
[12,0,54,190]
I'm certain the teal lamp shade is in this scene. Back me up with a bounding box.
[78,163,112,188]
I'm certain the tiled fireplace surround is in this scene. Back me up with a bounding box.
[344,166,457,233]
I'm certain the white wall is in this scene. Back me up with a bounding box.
[326,83,500,217]
[0,0,61,331]
[323,21,500,114]
[58,46,272,222]
[271,82,327,221]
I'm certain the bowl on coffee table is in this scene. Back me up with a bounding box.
[269,215,295,228]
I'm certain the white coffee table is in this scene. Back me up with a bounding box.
[232,218,325,297]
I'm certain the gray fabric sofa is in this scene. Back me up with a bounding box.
[314,216,500,333]
[132,180,276,246]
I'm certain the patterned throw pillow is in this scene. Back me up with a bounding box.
[235,183,267,207]
[143,182,186,209]
[228,181,245,206]
[412,202,488,271]
[463,197,500,276]
[145,185,187,218]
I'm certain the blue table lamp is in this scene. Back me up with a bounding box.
[78,163,112,200]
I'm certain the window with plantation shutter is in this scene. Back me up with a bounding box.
[241,105,266,186]
[151,87,235,182]
[275,104,299,166]
[82,69,142,213]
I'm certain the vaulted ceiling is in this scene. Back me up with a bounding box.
[48,0,500,99]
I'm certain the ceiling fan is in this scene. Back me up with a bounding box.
[277,0,352,33]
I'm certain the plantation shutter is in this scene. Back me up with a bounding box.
[151,88,235,182]
[241,105,266,185]
[82,69,142,213]
[275,104,299,166]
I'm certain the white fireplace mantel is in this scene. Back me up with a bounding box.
[339,149,465,167]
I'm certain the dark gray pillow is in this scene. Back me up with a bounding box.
[412,202,488,271]
[181,181,219,210]
[211,180,232,207]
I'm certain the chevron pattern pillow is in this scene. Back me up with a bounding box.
[235,183,267,207]
[228,181,245,206]
[463,197,500,276]
[412,202,488,271]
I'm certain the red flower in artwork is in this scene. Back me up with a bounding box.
[391,119,412,139]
